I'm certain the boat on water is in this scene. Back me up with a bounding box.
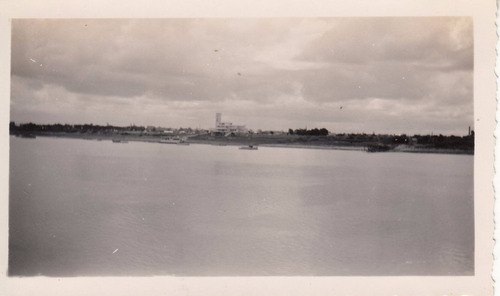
[239,145,258,150]
[112,139,128,143]
[159,137,189,145]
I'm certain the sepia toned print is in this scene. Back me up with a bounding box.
[9,18,474,277]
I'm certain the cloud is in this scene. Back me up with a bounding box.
[10,18,473,135]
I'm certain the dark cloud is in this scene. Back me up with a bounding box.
[10,18,473,134]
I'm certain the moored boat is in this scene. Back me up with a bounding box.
[159,137,180,144]
[159,137,189,145]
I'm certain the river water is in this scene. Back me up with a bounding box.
[9,136,474,276]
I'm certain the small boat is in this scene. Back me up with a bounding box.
[112,139,128,143]
[159,137,181,144]
[239,145,258,150]
[159,137,189,145]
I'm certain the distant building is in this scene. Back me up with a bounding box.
[211,113,247,135]
[468,126,474,137]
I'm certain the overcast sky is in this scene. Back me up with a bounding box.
[10,18,473,135]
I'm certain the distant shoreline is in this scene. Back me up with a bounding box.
[259,143,473,155]
[12,132,474,155]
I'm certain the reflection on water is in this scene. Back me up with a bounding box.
[9,136,474,276]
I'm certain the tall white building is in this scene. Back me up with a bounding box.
[216,113,222,127]
[211,113,247,135]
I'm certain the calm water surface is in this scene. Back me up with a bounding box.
[9,136,474,276]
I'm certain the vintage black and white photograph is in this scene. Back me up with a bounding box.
[8,17,475,277]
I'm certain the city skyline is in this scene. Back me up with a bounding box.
[10,18,473,135]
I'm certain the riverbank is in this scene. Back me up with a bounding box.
[13,132,474,155]
[188,134,474,155]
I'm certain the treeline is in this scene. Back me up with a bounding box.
[288,128,329,136]
[328,133,474,150]
[279,131,474,151]
[9,122,145,134]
